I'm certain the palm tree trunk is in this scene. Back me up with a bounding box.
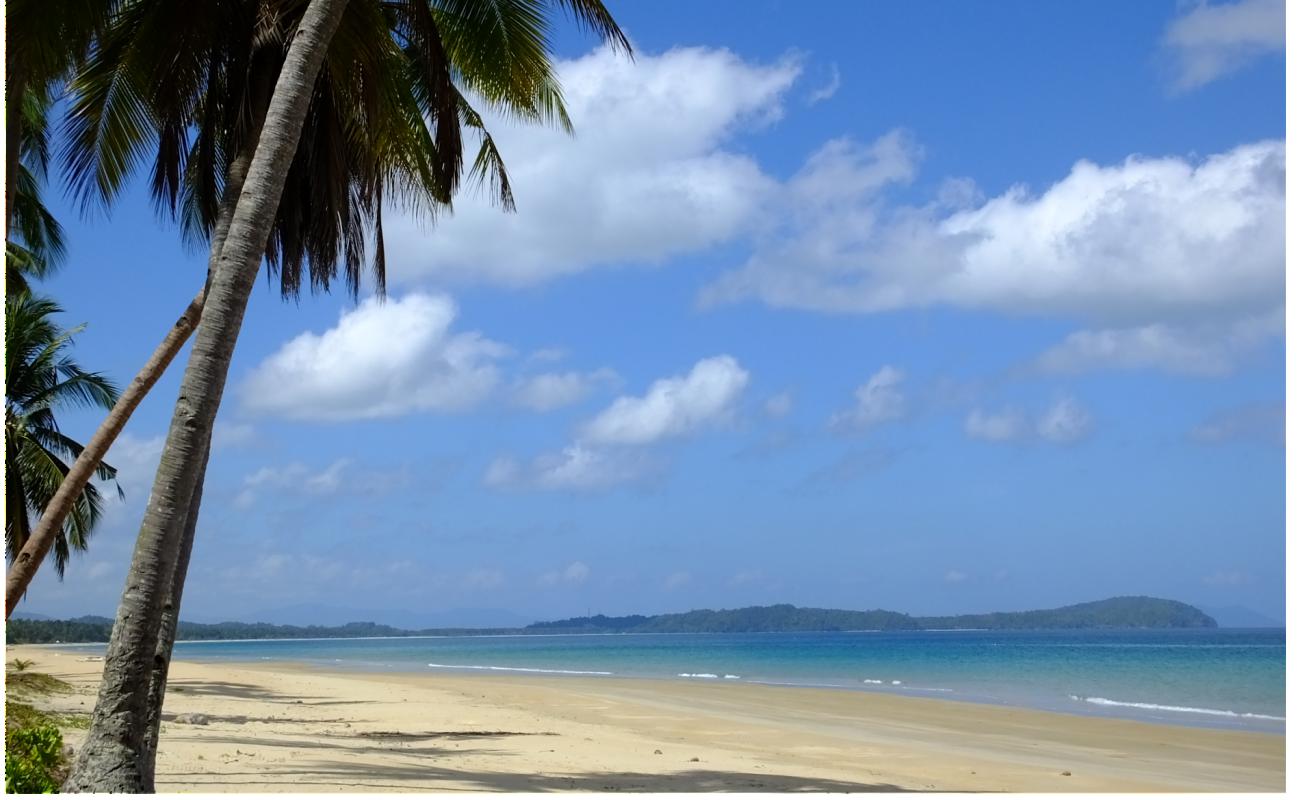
[62,0,349,790]
[139,440,206,791]
[4,82,266,619]
[4,291,203,616]
[136,111,263,790]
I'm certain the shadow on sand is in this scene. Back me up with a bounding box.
[163,759,919,792]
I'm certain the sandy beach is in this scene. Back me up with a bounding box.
[6,644,1284,792]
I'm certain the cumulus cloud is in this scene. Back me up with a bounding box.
[764,391,794,418]
[581,355,750,445]
[1035,315,1280,377]
[241,293,507,421]
[1162,0,1284,91]
[704,138,1284,376]
[511,369,618,412]
[1036,398,1092,444]
[235,459,411,508]
[965,398,1093,445]
[386,47,800,287]
[806,64,841,105]
[830,366,905,432]
[964,408,1028,442]
[944,569,968,584]
[483,445,656,492]
[1189,403,1283,444]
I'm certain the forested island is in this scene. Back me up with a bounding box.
[5,597,1216,644]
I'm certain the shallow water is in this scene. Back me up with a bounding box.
[58,627,1284,732]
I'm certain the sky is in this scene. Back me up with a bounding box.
[20,0,1286,626]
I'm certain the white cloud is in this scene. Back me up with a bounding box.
[483,445,654,492]
[511,369,618,412]
[1163,0,1284,91]
[387,47,800,287]
[1189,403,1283,444]
[944,569,968,583]
[806,64,841,105]
[96,432,165,518]
[764,392,794,418]
[581,355,750,445]
[831,366,905,431]
[964,408,1028,442]
[539,561,590,588]
[1035,315,1280,377]
[704,138,1284,375]
[966,398,1093,446]
[235,459,349,508]
[212,422,257,450]
[1036,397,1092,444]
[241,293,507,421]
[235,458,411,508]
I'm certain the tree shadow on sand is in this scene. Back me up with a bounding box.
[162,758,924,792]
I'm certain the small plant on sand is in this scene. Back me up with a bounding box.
[5,702,68,793]
[5,723,66,793]
[10,659,33,672]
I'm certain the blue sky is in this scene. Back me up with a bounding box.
[22,0,1285,625]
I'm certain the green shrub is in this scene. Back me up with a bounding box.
[5,723,65,793]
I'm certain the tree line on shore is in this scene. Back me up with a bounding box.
[8,597,1218,644]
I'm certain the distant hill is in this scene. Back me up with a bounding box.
[1194,604,1283,628]
[531,597,1217,634]
[5,596,1216,645]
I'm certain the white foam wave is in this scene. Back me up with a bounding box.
[891,680,902,685]
[677,672,720,679]
[863,679,884,685]
[426,663,613,676]
[1070,695,1284,721]
[723,674,741,680]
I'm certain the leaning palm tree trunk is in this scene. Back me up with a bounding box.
[140,438,207,791]
[137,119,262,790]
[4,290,202,616]
[5,93,265,619]
[63,0,349,790]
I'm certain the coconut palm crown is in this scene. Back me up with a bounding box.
[5,292,121,577]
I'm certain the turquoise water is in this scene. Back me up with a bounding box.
[61,628,1284,732]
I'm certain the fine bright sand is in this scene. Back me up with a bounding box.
[6,645,1284,792]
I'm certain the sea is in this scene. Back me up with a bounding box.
[57,628,1285,733]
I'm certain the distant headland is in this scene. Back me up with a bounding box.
[5,596,1216,644]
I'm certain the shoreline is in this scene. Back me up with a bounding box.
[34,638,1286,735]
[7,644,1286,792]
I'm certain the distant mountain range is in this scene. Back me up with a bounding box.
[527,597,1217,633]
[5,596,1228,645]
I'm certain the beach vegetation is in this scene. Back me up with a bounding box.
[5,700,69,794]
[4,292,121,580]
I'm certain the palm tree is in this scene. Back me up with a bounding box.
[7,84,68,296]
[4,0,115,237]
[4,292,120,580]
[4,0,541,613]
[64,0,630,791]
